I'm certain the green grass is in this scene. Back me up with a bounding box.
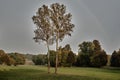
[0,65,120,80]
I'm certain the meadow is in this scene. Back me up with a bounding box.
[0,65,120,80]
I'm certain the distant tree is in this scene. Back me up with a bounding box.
[58,46,62,66]
[90,40,107,67]
[63,44,71,51]
[76,53,90,67]
[78,41,94,56]
[66,51,76,67]
[50,3,75,74]
[110,50,120,67]
[90,50,108,67]
[49,50,56,67]
[61,44,70,66]
[0,50,13,66]
[3,54,13,66]
[32,54,47,65]
[9,53,25,66]
[77,40,107,67]
[61,50,68,67]
[77,41,94,66]
[93,40,101,53]
[59,44,72,67]
[0,50,6,64]
[32,4,54,73]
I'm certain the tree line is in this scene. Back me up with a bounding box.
[0,39,120,67]
[32,40,120,67]
[0,50,25,66]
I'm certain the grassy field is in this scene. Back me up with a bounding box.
[0,65,120,80]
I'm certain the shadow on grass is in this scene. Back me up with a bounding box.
[0,69,100,80]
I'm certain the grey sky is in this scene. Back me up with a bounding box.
[0,0,120,54]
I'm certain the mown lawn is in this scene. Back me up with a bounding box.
[0,65,120,80]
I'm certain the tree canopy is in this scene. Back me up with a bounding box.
[32,3,75,74]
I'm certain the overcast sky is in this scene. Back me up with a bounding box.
[0,0,120,54]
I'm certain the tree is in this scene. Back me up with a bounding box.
[110,50,120,67]
[60,44,72,67]
[50,3,74,74]
[90,40,107,67]
[61,50,68,66]
[0,50,13,66]
[32,54,47,65]
[32,5,54,73]
[0,50,6,64]
[93,40,101,53]
[49,50,56,67]
[32,3,74,74]
[77,40,107,67]
[76,53,90,67]
[63,44,71,51]
[77,41,94,66]
[78,41,94,56]
[67,51,75,67]
[9,53,25,66]
[90,50,108,67]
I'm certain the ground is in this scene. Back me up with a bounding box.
[0,65,120,80]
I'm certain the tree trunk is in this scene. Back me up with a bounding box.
[47,43,50,74]
[55,33,59,74]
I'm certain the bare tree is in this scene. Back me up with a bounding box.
[32,5,54,73]
[50,3,75,74]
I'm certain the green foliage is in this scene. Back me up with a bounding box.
[0,50,6,64]
[77,40,108,67]
[63,44,71,51]
[93,40,101,52]
[0,50,13,66]
[49,44,75,67]
[60,50,69,67]
[66,51,76,67]
[90,50,108,67]
[110,50,120,67]
[49,50,56,67]
[77,41,94,67]
[32,54,47,65]
[78,41,94,56]
[0,50,4,64]
[76,53,90,67]
[9,53,25,66]
[59,44,75,67]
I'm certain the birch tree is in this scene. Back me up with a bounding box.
[32,5,54,73]
[32,3,75,74]
[50,3,75,74]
